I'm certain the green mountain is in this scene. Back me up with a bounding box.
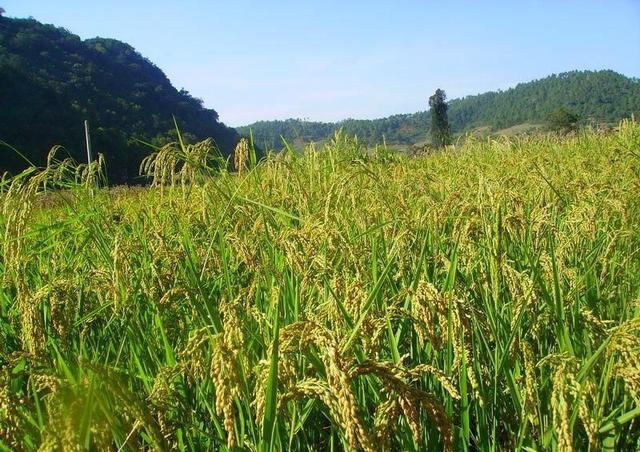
[238,70,640,149]
[0,15,239,183]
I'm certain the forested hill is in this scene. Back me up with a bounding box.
[238,70,640,149]
[0,15,239,183]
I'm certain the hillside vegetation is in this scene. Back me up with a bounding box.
[1,122,640,450]
[239,70,640,149]
[0,15,239,183]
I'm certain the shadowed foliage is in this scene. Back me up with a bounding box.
[0,15,239,183]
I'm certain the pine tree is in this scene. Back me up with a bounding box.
[429,89,451,147]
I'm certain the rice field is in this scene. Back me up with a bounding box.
[1,122,640,451]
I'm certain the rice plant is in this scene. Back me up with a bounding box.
[1,122,639,451]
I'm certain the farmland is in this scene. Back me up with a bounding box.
[1,123,640,450]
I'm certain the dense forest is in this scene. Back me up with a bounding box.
[239,70,640,149]
[0,15,239,183]
[2,14,639,178]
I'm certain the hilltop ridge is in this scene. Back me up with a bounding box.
[238,70,640,149]
[0,15,239,182]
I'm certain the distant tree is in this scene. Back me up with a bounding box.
[0,7,5,16]
[547,106,580,134]
[429,89,451,147]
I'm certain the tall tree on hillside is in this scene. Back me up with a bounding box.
[429,89,451,147]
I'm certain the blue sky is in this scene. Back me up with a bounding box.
[3,1,640,126]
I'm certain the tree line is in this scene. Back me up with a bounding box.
[239,70,640,149]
